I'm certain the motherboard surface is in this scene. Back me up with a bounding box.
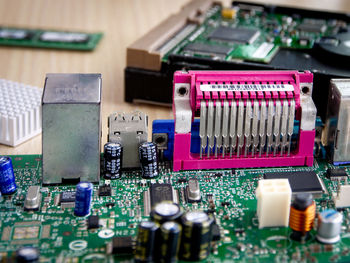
[1,155,350,262]
[162,4,343,64]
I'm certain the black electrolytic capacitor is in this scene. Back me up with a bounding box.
[135,221,159,263]
[150,202,183,224]
[104,142,122,179]
[139,142,158,179]
[179,211,214,261]
[156,221,182,263]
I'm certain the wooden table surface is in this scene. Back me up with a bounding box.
[0,0,349,155]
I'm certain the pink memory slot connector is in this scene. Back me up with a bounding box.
[172,70,316,172]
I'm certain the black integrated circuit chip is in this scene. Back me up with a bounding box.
[60,191,76,204]
[87,215,100,229]
[183,42,233,56]
[110,236,134,255]
[208,26,260,44]
[150,183,174,207]
[98,185,112,197]
[298,19,326,33]
[264,171,323,194]
[326,168,348,179]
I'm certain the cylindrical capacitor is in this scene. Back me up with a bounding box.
[104,142,122,179]
[179,211,214,261]
[151,202,183,224]
[156,221,182,263]
[74,182,93,217]
[316,209,343,244]
[0,156,17,195]
[16,247,39,262]
[139,142,158,179]
[135,221,159,263]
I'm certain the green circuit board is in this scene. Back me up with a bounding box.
[0,27,103,51]
[163,4,345,63]
[1,155,350,262]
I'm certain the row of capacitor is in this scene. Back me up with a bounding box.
[135,202,215,262]
[104,141,159,179]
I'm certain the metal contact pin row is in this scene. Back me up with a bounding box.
[199,98,296,159]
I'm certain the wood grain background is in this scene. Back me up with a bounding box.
[0,0,349,155]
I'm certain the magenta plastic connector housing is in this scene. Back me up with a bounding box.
[172,70,315,172]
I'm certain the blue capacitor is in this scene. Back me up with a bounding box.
[0,156,17,195]
[74,182,93,217]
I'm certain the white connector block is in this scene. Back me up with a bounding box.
[0,79,42,146]
[256,179,292,228]
[333,185,350,208]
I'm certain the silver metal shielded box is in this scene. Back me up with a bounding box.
[42,74,102,184]
[323,79,350,165]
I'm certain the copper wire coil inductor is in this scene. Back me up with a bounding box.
[289,193,316,240]
[290,201,316,233]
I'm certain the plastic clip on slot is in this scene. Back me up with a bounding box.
[172,70,317,171]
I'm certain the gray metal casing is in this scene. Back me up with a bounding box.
[108,111,148,168]
[42,74,101,184]
[324,79,350,164]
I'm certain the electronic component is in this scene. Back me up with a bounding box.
[139,142,158,179]
[150,202,183,224]
[0,79,42,146]
[156,221,182,263]
[42,74,101,184]
[59,191,76,204]
[98,185,111,197]
[15,247,39,263]
[298,19,326,33]
[323,79,350,165]
[74,182,93,217]
[135,221,159,263]
[186,178,201,202]
[24,186,41,211]
[108,111,148,168]
[103,142,122,179]
[144,183,178,216]
[326,168,348,179]
[316,209,343,244]
[256,179,292,228]
[87,215,100,229]
[211,223,221,241]
[0,156,17,195]
[107,236,134,255]
[173,70,316,171]
[39,32,89,43]
[179,211,214,261]
[0,27,102,51]
[0,28,31,40]
[264,171,324,196]
[221,7,237,19]
[289,193,316,241]
[333,185,350,208]
[209,26,260,44]
[183,42,233,57]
